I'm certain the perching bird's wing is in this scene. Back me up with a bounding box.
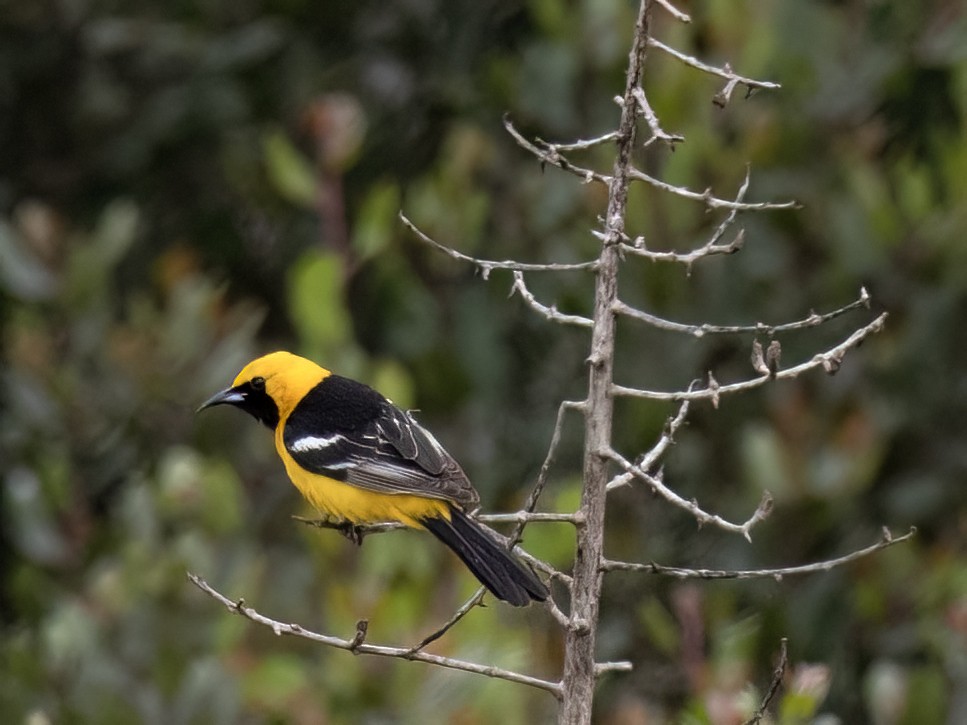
[283,375,480,511]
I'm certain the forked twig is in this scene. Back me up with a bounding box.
[512,271,593,328]
[400,213,598,275]
[187,573,564,699]
[612,313,888,403]
[647,37,781,96]
[606,447,774,540]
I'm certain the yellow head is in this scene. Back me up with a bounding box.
[199,351,330,429]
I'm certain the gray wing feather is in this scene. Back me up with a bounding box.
[285,400,479,510]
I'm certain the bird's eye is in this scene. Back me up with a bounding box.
[251,376,266,391]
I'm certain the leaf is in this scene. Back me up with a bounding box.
[286,250,351,357]
[351,180,400,260]
[263,129,318,208]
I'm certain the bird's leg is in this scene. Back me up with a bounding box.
[291,514,365,544]
[292,514,405,544]
[337,521,366,546]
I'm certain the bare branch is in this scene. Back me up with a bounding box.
[595,661,635,677]
[511,271,594,327]
[405,519,574,652]
[647,37,781,97]
[400,213,598,275]
[613,288,871,338]
[607,393,694,498]
[545,597,572,628]
[601,527,917,579]
[187,573,564,698]
[612,312,888,402]
[511,545,571,584]
[482,512,583,525]
[409,589,487,652]
[509,399,587,547]
[654,0,691,23]
[630,86,684,148]
[627,166,799,211]
[620,165,750,266]
[504,117,612,186]
[744,638,788,725]
[636,394,691,475]
[605,449,774,540]
[535,130,619,152]
[619,229,744,265]
[510,117,797,215]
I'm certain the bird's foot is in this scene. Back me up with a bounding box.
[337,522,366,546]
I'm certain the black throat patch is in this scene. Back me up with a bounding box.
[234,381,280,430]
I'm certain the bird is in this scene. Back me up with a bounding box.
[198,351,548,606]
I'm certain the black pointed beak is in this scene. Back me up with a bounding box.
[196,386,246,414]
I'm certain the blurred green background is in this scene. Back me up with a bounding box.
[1,1,965,723]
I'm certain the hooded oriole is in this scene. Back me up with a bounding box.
[199,351,547,606]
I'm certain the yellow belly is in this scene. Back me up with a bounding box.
[280,452,449,528]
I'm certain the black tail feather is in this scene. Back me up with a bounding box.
[422,506,548,606]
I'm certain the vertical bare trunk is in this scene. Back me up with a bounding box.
[559,2,651,722]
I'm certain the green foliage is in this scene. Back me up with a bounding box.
[287,250,353,359]
[263,130,319,209]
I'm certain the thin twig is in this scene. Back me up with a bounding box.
[545,597,572,628]
[483,512,583,525]
[407,540,572,653]
[636,393,692,476]
[601,527,917,578]
[627,166,799,211]
[630,86,684,148]
[534,130,619,152]
[647,37,781,94]
[187,573,563,698]
[405,510,576,653]
[510,544,570,583]
[595,661,635,677]
[619,165,750,267]
[504,117,612,187]
[509,399,587,548]
[605,448,774,540]
[618,229,744,265]
[654,0,691,23]
[408,588,487,652]
[511,271,594,327]
[612,288,871,338]
[611,312,888,403]
[744,638,788,725]
[400,213,598,275]
[507,115,796,214]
